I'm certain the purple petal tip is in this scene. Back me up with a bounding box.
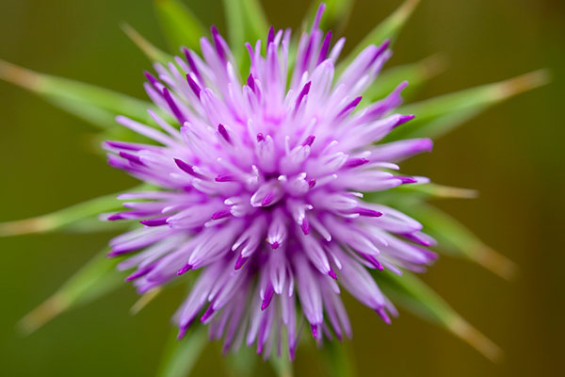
[344,158,370,168]
[376,307,391,324]
[328,269,337,280]
[140,217,168,227]
[398,176,418,184]
[234,255,248,270]
[261,192,275,207]
[174,159,207,180]
[211,209,231,220]
[177,327,187,340]
[303,135,315,147]
[394,114,415,128]
[200,306,215,322]
[247,74,256,91]
[311,324,319,339]
[356,208,383,217]
[186,74,201,98]
[217,124,231,143]
[177,264,192,276]
[301,220,310,235]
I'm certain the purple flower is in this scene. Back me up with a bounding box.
[106,5,436,359]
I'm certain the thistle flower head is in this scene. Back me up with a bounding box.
[106,5,436,358]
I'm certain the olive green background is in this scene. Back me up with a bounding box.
[0,0,563,376]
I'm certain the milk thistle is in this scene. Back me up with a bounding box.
[107,6,435,357]
[0,0,547,371]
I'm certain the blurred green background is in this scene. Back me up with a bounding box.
[0,0,563,376]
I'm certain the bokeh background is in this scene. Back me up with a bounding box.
[0,0,563,376]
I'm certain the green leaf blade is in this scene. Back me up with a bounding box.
[0,193,125,237]
[154,0,206,53]
[305,0,355,32]
[222,0,246,59]
[388,70,550,141]
[375,269,501,361]
[224,343,258,377]
[158,326,208,377]
[400,203,517,280]
[0,59,154,130]
[240,0,269,42]
[377,182,478,203]
[366,55,447,103]
[321,342,357,377]
[19,250,124,334]
[270,354,294,377]
[339,0,421,69]
[121,23,173,64]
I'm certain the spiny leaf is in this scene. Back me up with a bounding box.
[406,183,478,199]
[121,23,173,64]
[367,55,447,102]
[402,202,517,280]
[375,269,501,362]
[305,0,355,32]
[223,0,269,77]
[130,288,162,315]
[224,346,258,377]
[0,193,124,237]
[47,96,116,129]
[268,328,294,377]
[57,217,132,234]
[388,70,550,141]
[360,0,420,44]
[222,0,269,62]
[154,0,206,53]
[157,326,208,377]
[270,353,294,377]
[340,0,421,68]
[239,0,269,42]
[321,342,357,377]
[19,250,124,334]
[378,182,478,203]
[222,0,246,59]
[0,59,153,130]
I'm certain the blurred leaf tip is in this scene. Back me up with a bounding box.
[428,184,478,199]
[158,325,208,377]
[388,68,549,141]
[1,57,153,130]
[18,251,122,335]
[493,69,550,100]
[131,288,162,315]
[418,54,449,80]
[381,0,422,42]
[153,0,206,53]
[121,23,171,64]
[400,0,422,15]
[270,354,294,377]
[448,317,502,363]
[0,217,55,237]
[401,183,479,199]
[18,294,67,335]
[0,193,123,237]
[377,270,501,362]
[0,59,41,91]
[472,244,518,281]
[342,0,421,68]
